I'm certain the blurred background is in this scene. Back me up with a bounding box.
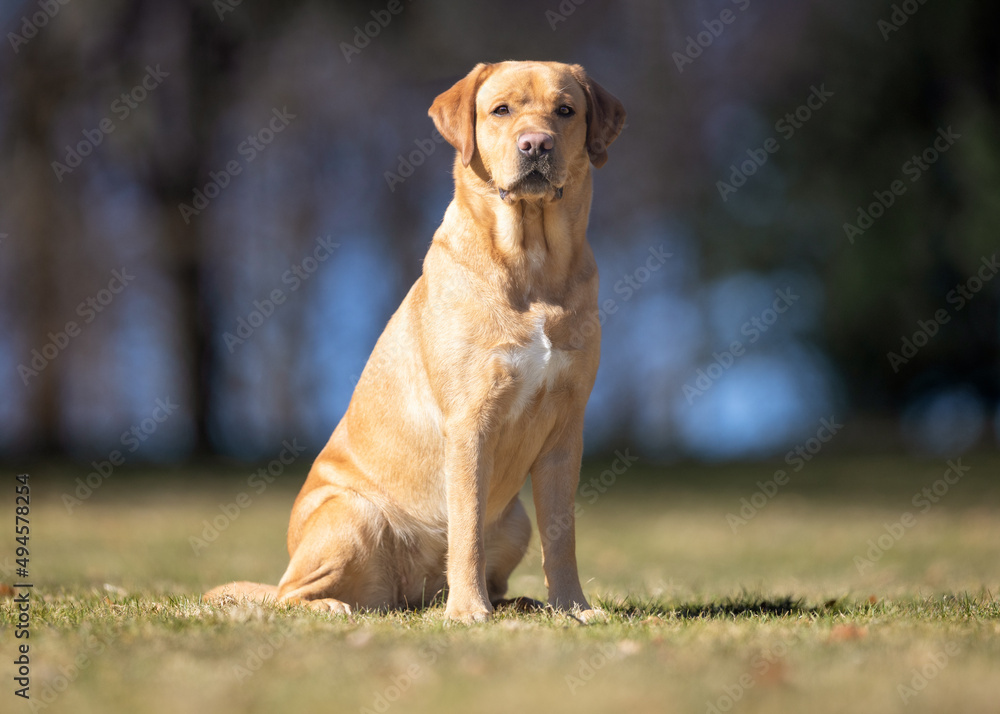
[0,0,997,467]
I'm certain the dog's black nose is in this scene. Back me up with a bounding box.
[517,132,554,158]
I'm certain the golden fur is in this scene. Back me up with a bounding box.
[204,61,625,622]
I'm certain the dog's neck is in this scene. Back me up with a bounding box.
[447,164,595,300]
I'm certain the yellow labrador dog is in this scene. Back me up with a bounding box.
[205,61,625,622]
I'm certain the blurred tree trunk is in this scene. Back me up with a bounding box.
[9,58,76,455]
[144,0,246,456]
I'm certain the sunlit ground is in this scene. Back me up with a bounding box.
[3,453,999,714]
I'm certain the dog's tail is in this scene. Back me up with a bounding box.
[202,581,279,605]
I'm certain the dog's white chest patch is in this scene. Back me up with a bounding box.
[502,315,569,420]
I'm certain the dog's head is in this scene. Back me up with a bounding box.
[429,61,626,203]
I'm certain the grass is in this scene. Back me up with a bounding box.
[2,452,1000,713]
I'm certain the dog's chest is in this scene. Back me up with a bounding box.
[499,314,572,421]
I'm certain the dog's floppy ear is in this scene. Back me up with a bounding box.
[569,65,626,169]
[429,63,494,168]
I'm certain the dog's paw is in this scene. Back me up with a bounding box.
[575,607,608,625]
[444,600,493,624]
[305,598,354,617]
[445,610,491,624]
[548,597,608,624]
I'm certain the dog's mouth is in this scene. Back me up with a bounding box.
[498,169,564,202]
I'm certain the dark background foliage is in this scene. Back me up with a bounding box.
[1,0,997,465]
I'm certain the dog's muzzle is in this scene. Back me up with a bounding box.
[498,186,563,201]
[498,158,563,202]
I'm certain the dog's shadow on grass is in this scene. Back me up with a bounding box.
[597,594,845,620]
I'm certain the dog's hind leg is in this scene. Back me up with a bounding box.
[275,487,390,614]
[203,581,279,605]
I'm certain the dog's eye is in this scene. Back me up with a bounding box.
[557,105,575,117]
[492,105,510,117]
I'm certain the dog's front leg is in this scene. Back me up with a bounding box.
[443,437,494,623]
[530,430,601,621]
